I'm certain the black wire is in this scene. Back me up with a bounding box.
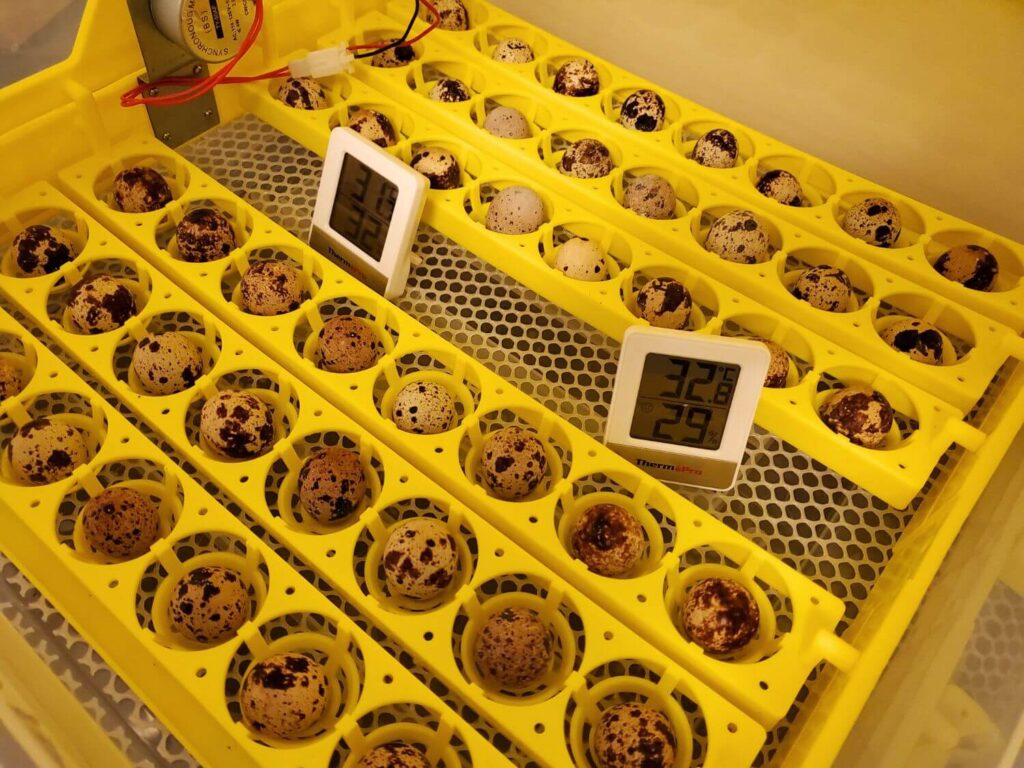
[353,0,421,59]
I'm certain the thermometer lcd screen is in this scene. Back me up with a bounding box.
[329,154,399,262]
[629,354,740,450]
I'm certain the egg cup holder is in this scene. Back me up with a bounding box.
[44,255,152,335]
[398,136,484,190]
[923,229,1024,295]
[267,73,352,112]
[532,55,613,100]
[374,349,481,432]
[719,316,815,388]
[779,252,873,313]
[611,166,700,221]
[536,128,623,179]
[293,295,399,371]
[691,205,786,264]
[153,196,255,265]
[872,303,967,365]
[469,94,552,138]
[538,221,631,281]
[675,120,756,169]
[333,702,473,768]
[461,177,554,231]
[0,205,89,278]
[0,330,37,398]
[472,22,548,61]
[89,153,192,215]
[113,308,222,394]
[406,60,486,103]
[221,245,322,316]
[749,156,837,209]
[352,24,429,65]
[599,84,682,132]
[622,269,719,333]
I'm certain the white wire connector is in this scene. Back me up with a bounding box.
[288,44,355,79]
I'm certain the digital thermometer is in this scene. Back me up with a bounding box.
[605,327,769,491]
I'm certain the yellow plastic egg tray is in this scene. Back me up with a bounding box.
[0,305,517,768]
[0,183,768,764]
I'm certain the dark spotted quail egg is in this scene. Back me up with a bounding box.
[821,386,894,449]
[357,743,430,768]
[483,106,532,139]
[554,237,608,282]
[933,244,999,291]
[240,260,309,316]
[623,174,676,219]
[298,447,367,524]
[369,39,417,68]
[842,197,902,247]
[168,566,249,644]
[132,332,204,395]
[492,38,534,63]
[881,318,949,365]
[113,167,174,213]
[757,169,805,206]
[553,58,600,97]
[692,128,738,169]
[10,225,76,276]
[571,503,645,577]
[81,486,161,559]
[429,78,471,103]
[382,517,458,599]
[682,577,760,654]
[411,147,462,190]
[175,208,237,263]
[199,390,275,459]
[474,607,553,689]
[391,381,456,434]
[277,77,329,110]
[241,652,329,739]
[758,338,791,388]
[618,89,666,132]
[792,265,853,311]
[485,186,546,234]
[705,210,775,264]
[8,418,88,485]
[559,138,614,179]
[348,109,398,148]
[479,426,548,500]
[67,275,138,333]
[635,277,692,329]
[0,360,22,401]
[318,316,384,374]
[421,0,469,30]
[594,703,676,768]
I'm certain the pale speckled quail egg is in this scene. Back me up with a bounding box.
[485,186,546,235]
[391,381,456,434]
[199,390,275,459]
[757,169,805,206]
[692,128,738,169]
[618,89,666,132]
[705,210,775,264]
[277,77,329,110]
[241,652,329,739]
[757,338,791,388]
[594,703,677,768]
[421,0,469,30]
[10,225,76,276]
[168,566,249,644]
[113,167,174,213]
[492,38,534,63]
[368,39,417,68]
[429,78,471,103]
[411,147,462,190]
[682,577,760,654]
[131,332,204,395]
[792,265,853,312]
[68,275,138,334]
[81,486,160,559]
[842,197,902,247]
[0,360,22,401]
[554,237,608,282]
[357,743,430,768]
[821,386,894,449]
[934,244,999,291]
[623,174,676,219]
[176,208,237,263]
[553,58,600,97]
[8,418,88,485]
[347,109,398,148]
[382,517,459,599]
[479,426,548,500]
[559,138,614,179]
[474,607,553,689]
[298,447,367,524]
[318,316,384,374]
[635,277,692,329]
[881,318,949,365]
[483,106,531,139]
[571,503,644,577]
[240,261,309,316]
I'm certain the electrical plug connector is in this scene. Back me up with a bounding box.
[288,44,355,79]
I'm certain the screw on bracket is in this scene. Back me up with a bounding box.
[204,110,214,118]
[193,64,204,76]
[147,87,159,97]
[161,132,172,142]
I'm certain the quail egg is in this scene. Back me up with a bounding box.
[571,503,645,577]
[68,275,138,333]
[682,577,760,654]
[559,138,614,179]
[485,186,546,235]
[842,197,902,247]
[429,78,471,103]
[493,38,534,63]
[113,167,174,213]
[0,360,22,401]
[241,652,329,739]
[318,316,384,374]
[383,517,459,599]
[421,0,469,30]
[821,386,894,449]
[175,208,237,263]
[348,109,398,148]
[357,743,430,768]
[8,418,88,485]
[757,338,791,388]
[483,105,532,139]
[881,318,949,365]
[705,210,775,264]
[553,58,600,97]
[411,147,462,190]
[131,331,204,395]
[474,607,553,689]
[81,486,161,559]
[594,703,677,768]
[618,89,666,132]
[623,174,676,219]
[168,566,249,644]
[10,224,76,276]
[277,77,329,110]
[792,265,853,311]
[757,169,805,206]
[199,390,275,459]
[479,426,548,500]
[369,39,417,68]
[240,260,309,316]
[691,128,738,169]
[391,381,456,434]
[298,447,367,524]
[554,237,608,282]
[635,277,692,329]
[933,244,999,291]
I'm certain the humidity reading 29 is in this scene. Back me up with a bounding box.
[329,154,399,263]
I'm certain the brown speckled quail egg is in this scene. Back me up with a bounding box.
[369,39,417,68]
[176,208,237,263]
[81,486,160,559]
[318,316,384,374]
[131,332,204,395]
[411,147,462,190]
[168,566,249,644]
[842,197,902,247]
[757,169,805,206]
[821,386,894,449]
[635,277,692,329]
[705,210,775,264]
[682,577,760,654]
[382,517,459,599]
[881,318,949,365]
[113,167,174,213]
[0,360,22,401]
[554,237,608,282]
[10,225,76,276]
[485,186,546,235]
[421,0,469,30]
[594,703,677,768]
[692,128,738,169]
[241,652,329,739]
[792,265,853,312]
[559,138,614,179]
[479,426,548,500]
[483,106,531,139]
[553,58,600,97]
[8,418,88,485]
[298,447,367,524]
[618,89,666,132]
[357,743,430,768]
[429,78,471,103]
[623,174,676,219]
[240,261,309,316]
[347,109,398,148]
[571,503,645,577]
[493,38,534,63]
[933,244,999,291]
[199,390,275,459]
[474,607,553,689]
[277,77,329,110]
[67,275,137,334]
[392,381,456,434]
[757,338,791,388]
